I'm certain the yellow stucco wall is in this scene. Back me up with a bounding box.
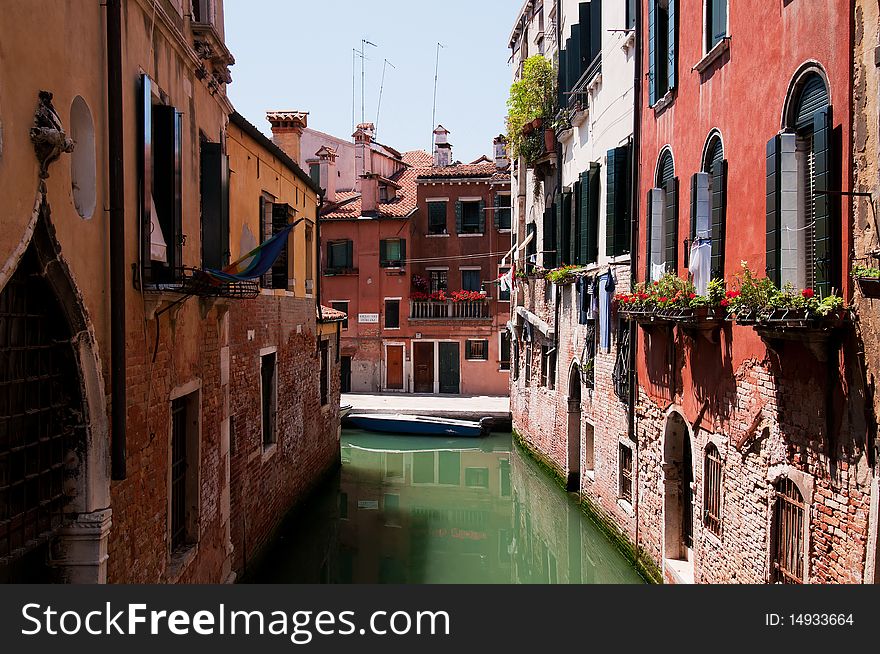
[227,122,318,299]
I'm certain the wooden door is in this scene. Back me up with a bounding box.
[413,343,434,393]
[386,346,403,390]
[439,342,460,394]
[340,356,351,393]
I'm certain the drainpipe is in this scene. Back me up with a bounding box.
[107,0,126,480]
[628,0,643,560]
[316,192,324,354]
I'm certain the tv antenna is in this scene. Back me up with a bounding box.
[375,58,396,137]
[360,39,378,125]
[431,42,445,150]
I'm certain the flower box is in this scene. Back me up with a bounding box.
[856,276,880,299]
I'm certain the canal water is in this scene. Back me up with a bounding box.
[247,431,644,584]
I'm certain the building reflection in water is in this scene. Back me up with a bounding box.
[247,432,643,584]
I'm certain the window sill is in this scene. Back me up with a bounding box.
[167,543,199,582]
[384,328,401,331]
[704,528,723,548]
[693,37,730,74]
[260,288,296,298]
[261,443,278,463]
[609,254,631,265]
[497,229,512,234]
[426,233,451,238]
[651,90,675,114]
[458,233,485,238]
[617,498,635,517]
[584,470,595,482]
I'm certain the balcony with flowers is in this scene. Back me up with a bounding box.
[409,289,490,321]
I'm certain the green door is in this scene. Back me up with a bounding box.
[439,342,460,394]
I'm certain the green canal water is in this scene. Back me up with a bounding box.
[247,431,644,584]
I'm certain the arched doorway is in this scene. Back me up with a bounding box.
[566,364,581,492]
[663,412,694,568]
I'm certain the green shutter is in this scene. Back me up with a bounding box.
[578,173,589,265]
[571,182,581,264]
[813,105,835,298]
[587,163,600,263]
[478,199,486,234]
[710,159,727,280]
[543,205,557,268]
[648,0,656,105]
[645,190,653,281]
[455,200,463,234]
[579,2,591,74]
[664,177,678,274]
[494,194,501,228]
[400,239,407,266]
[616,144,632,255]
[569,27,581,89]
[589,0,602,63]
[667,0,677,92]
[346,240,354,269]
[379,239,388,266]
[766,135,781,286]
[606,148,618,257]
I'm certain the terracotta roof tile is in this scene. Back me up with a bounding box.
[318,305,347,322]
[417,162,504,180]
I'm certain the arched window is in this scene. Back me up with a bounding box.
[646,149,678,281]
[688,134,727,293]
[770,477,806,584]
[767,71,836,297]
[703,444,722,536]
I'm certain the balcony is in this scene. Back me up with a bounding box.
[409,299,490,321]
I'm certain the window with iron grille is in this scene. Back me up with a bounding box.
[170,390,199,553]
[703,444,722,536]
[460,201,482,234]
[771,478,805,584]
[525,344,532,384]
[261,352,277,447]
[466,340,489,361]
[619,443,633,503]
[428,201,448,234]
[581,321,597,389]
[429,270,448,294]
[613,320,630,402]
[0,249,83,576]
[500,332,511,371]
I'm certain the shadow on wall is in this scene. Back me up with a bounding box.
[689,323,735,424]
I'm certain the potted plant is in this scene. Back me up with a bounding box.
[506,55,557,166]
[545,264,581,286]
[853,264,880,298]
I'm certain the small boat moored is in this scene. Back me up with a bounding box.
[344,413,492,437]
[339,404,354,419]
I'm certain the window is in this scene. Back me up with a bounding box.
[613,320,630,403]
[170,390,199,552]
[331,301,349,329]
[199,139,230,270]
[429,269,448,294]
[268,203,293,289]
[499,266,511,301]
[320,340,329,406]
[619,443,633,503]
[706,0,728,52]
[704,444,722,536]
[327,240,354,272]
[582,320,597,390]
[379,238,405,268]
[540,345,556,388]
[494,194,512,230]
[191,0,213,24]
[606,144,633,257]
[465,468,490,489]
[646,149,678,280]
[140,75,183,285]
[384,299,400,329]
[305,224,314,293]
[525,343,532,384]
[577,163,601,265]
[261,351,277,447]
[413,452,435,484]
[767,73,836,297]
[690,135,727,289]
[309,163,321,187]
[427,201,447,234]
[438,451,461,485]
[500,332,511,371]
[379,185,389,202]
[466,339,489,361]
[70,96,97,219]
[648,0,677,105]
[457,200,483,234]
[771,478,805,584]
[558,0,603,110]
[385,452,404,480]
[461,269,481,292]
[626,0,637,30]
[584,423,595,473]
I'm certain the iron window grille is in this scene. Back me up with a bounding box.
[619,443,633,503]
[771,478,805,584]
[170,397,188,552]
[703,444,723,536]
[612,320,631,402]
[581,321,597,389]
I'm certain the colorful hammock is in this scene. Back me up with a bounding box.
[201,222,295,283]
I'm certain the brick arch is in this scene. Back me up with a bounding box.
[661,408,696,570]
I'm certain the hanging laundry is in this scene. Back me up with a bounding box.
[599,271,616,352]
[576,275,591,324]
[589,276,599,320]
[690,238,712,296]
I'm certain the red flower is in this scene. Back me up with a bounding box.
[659,296,668,303]
[720,299,729,307]
[802,288,815,299]
[688,292,697,299]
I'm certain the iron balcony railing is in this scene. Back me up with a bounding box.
[409,299,490,320]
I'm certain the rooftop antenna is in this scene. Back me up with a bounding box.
[375,58,396,137]
[351,49,357,133]
[431,42,445,151]
[361,39,378,125]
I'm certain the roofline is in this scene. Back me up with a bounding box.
[508,0,536,48]
[230,112,323,196]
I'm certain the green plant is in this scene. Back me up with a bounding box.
[545,264,582,285]
[726,261,777,315]
[507,55,557,161]
[727,261,846,319]
[853,265,880,279]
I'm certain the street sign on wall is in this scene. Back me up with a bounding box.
[358,313,379,324]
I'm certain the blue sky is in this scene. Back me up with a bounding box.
[225,0,520,163]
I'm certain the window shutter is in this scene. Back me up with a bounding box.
[326,242,335,269]
[613,144,632,256]
[455,200,463,234]
[663,177,678,274]
[173,112,183,276]
[712,0,727,46]
[648,0,656,105]
[766,135,781,286]
[587,162,600,263]
[526,222,538,269]
[139,74,153,280]
[579,172,590,265]
[690,173,698,241]
[543,205,557,268]
[710,159,727,280]
[572,181,581,264]
[667,0,677,92]
[579,2,591,73]
[379,239,388,266]
[346,240,354,269]
[200,141,226,270]
[645,189,653,281]
[494,194,501,229]
[812,105,835,298]
[400,239,407,266]
[558,49,568,109]
[478,199,486,234]
[570,26,581,85]
[271,203,290,289]
[606,148,618,257]
[590,0,602,62]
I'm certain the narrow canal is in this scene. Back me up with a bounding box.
[247,431,645,584]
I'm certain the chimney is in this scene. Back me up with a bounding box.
[360,173,379,218]
[353,122,374,182]
[316,146,338,203]
[493,134,508,169]
[266,111,308,164]
[433,125,452,167]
